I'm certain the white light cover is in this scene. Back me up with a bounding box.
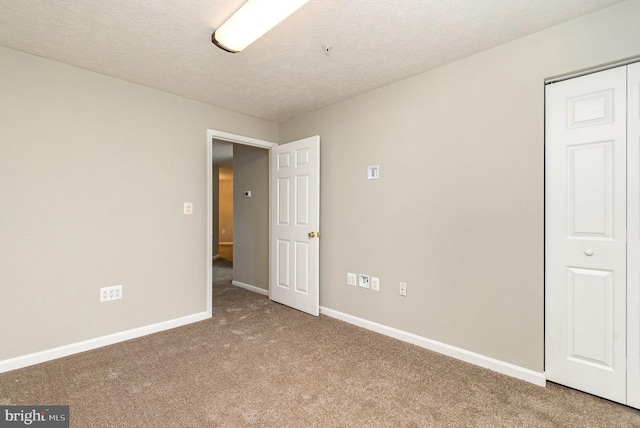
[213,0,310,53]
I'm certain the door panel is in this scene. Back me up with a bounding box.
[567,89,614,128]
[296,175,310,225]
[567,267,614,368]
[270,136,320,316]
[627,62,640,408]
[295,241,310,293]
[277,239,290,289]
[277,177,291,224]
[545,66,627,404]
[567,141,613,238]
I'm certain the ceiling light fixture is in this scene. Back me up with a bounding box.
[211,0,310,53]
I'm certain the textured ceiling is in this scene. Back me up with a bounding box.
[0,0,626,123]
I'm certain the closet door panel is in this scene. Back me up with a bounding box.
[545,66,627,404]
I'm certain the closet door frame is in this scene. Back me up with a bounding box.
[627,62,640,409]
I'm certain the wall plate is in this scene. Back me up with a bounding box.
[100,285,123,302]
[347,272,357,286]
[367,165,380,180]
[359,274,370,288]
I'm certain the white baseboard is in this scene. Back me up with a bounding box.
[219,242,233,246]
[319,307,546,387]
[213,254,220,260]
[0,311,210,374]
[232,280,268,296]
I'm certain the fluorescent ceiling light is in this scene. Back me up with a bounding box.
[212,0,310,53]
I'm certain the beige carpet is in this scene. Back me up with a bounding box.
[1,259,640,427]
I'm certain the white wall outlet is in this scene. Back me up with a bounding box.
[399,282,407,296]
[347,272,357,286]
[367,165,380,180]
[100,285,123,302]
[183,202,193,215]
[359,274,370,289]
[371,277,380,291]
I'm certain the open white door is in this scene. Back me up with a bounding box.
[270,136,320,316]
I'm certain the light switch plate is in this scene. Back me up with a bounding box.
[347,272,357,286]
[399,282,407,296]
[367,165,380,180]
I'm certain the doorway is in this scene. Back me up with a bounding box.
[213,141,271,295]
[207,130,322,318]
[207,130,277,317]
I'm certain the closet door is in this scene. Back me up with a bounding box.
[545,66,627,404]
[628,62,640,408]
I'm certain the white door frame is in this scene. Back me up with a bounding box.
[206,129,277,317]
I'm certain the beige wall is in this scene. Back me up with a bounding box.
[232,144,269,290]
[218,168,234,243]
[279,0,640,372]
[0,45,278,361]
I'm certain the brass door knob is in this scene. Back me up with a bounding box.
[308,231,316,238]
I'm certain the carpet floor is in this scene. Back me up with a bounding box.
[1,258,640,427]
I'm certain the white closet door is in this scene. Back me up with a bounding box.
[627,62,640,409]
[545,66,627,404]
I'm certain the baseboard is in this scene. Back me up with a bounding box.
[319,307,546,387]
[0,311,210,374]
[213,254,220,260]
[232,280,268,296]
[219,242,233,245]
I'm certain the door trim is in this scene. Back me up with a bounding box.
[207,129,277,317]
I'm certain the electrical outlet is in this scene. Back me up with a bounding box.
[359,274,370,289]
[184,202,193,215]
[347,272,357,286]
[100,285,123,302]
[399,282,407,297]
[371,277,380,291]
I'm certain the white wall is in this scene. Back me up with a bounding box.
[0,45,278,362]
[279,0,640,372]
